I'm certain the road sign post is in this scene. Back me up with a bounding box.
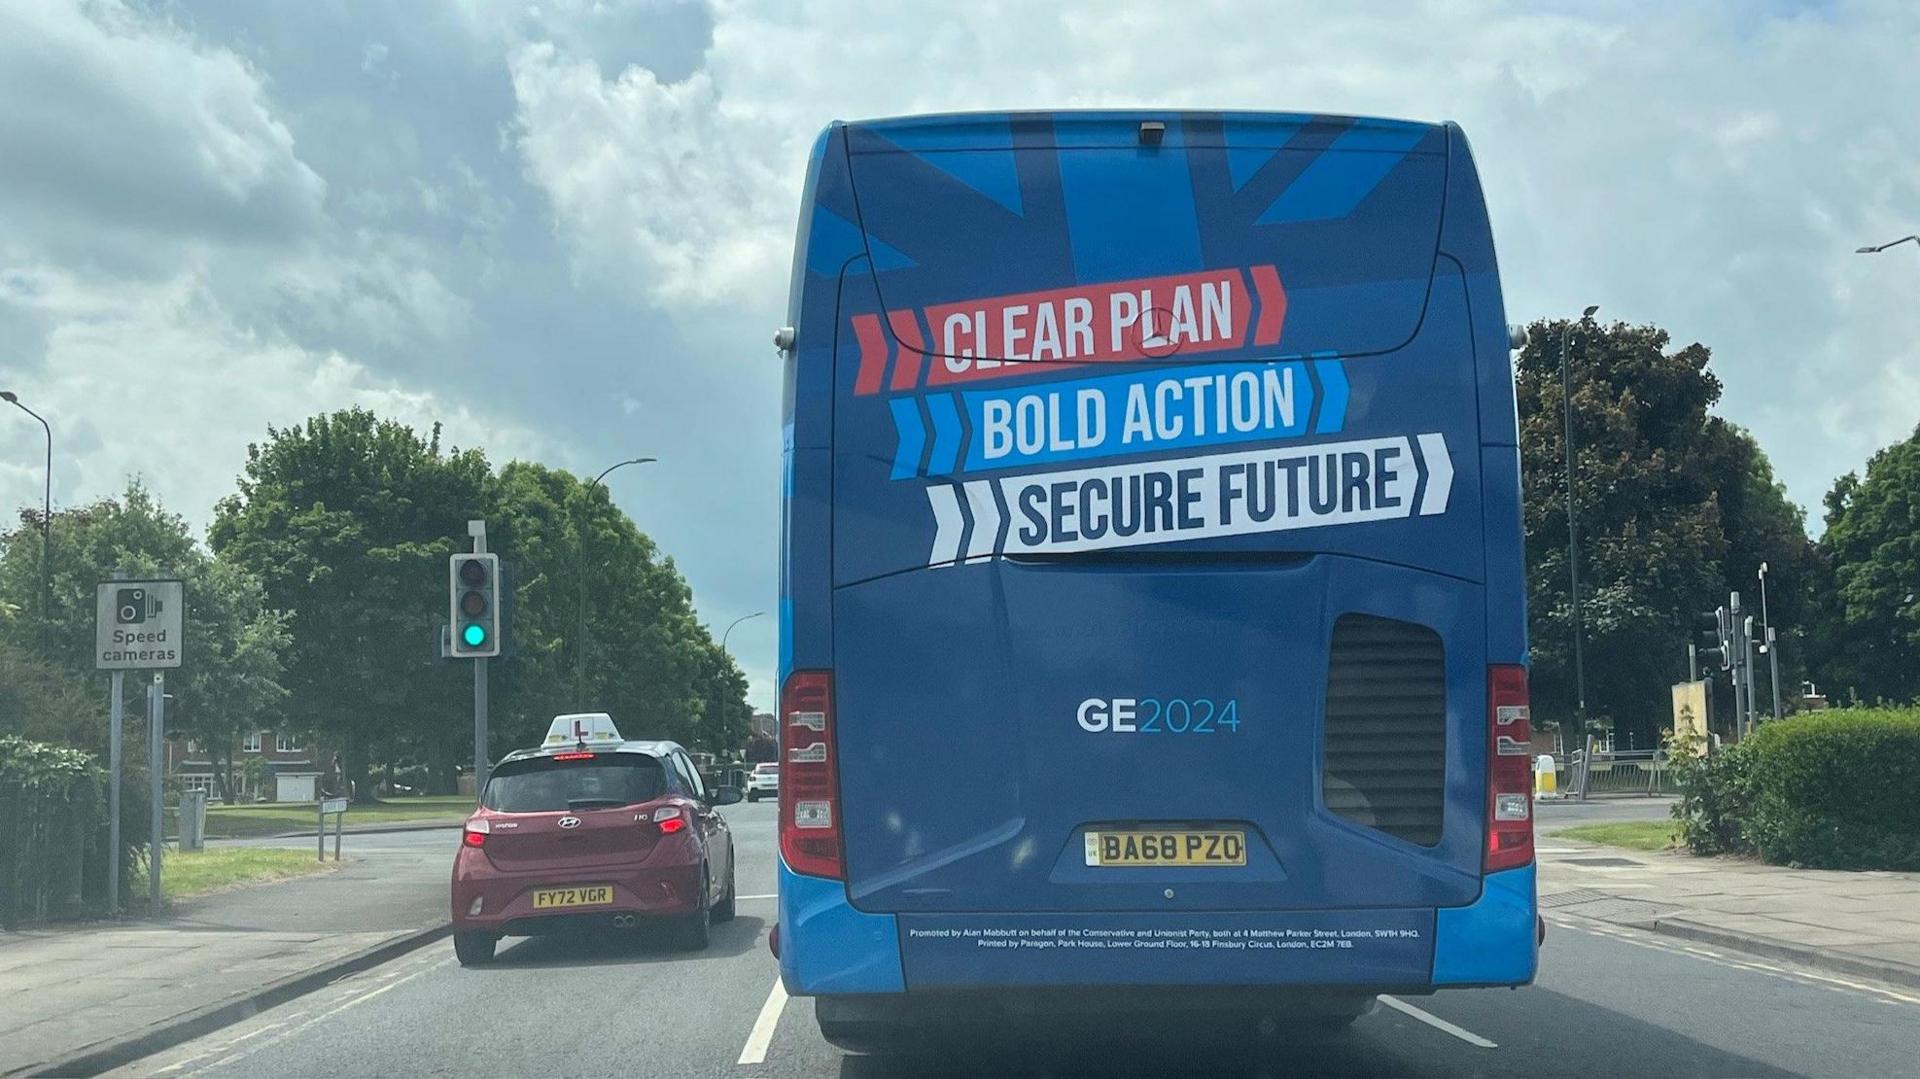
[148,672,165,914]
[107,668,122,912]
[96,578,184,917]
[318,797,348,862]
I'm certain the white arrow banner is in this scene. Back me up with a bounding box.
[926,433,1452,565]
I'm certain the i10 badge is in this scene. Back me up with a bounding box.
[1076,697,1241,734]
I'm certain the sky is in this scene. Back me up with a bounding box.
[3,0,1918,712]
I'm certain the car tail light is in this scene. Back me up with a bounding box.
[652,806,688,835]
[780,670,842,879]
[1485,665,1535,872]
[462,818,490,848]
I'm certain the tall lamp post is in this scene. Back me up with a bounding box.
[1758,561,1782,722]
[576,457,656,709]
[720,611,764,655]
[1560,306,1599,751]
[1856,235,1920,257]
[2,391,52,647]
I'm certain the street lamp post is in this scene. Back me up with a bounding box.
[1559,306,1599,752]
[1856,235,1920,257]
[720,611,765,655]
[2,391,52,648]
[1758,561,1782,722]
[575,457,656,709]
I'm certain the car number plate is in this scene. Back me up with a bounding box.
[1084,830,1246,867]
[531,885,614,909]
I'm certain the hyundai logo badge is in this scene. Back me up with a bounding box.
[558,816,582,829]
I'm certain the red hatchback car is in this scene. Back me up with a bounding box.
[451,714,740,965]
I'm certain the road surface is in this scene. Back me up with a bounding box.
[118,801,1920,1078]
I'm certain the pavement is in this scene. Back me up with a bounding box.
[0,828,453,1077]
[9,797,1920,1077]
[1537,829,1920,990]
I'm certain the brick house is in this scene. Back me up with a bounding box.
[166,730,325,803]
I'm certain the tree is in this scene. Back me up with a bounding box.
[1699,422,1817,716]
[488,462,751,757]
[176,560,292,800]
[0,482,289,795]
[210,410,490,801]
[0,637,99,744]
[745,731,777,764]
[1518,320,1812,746]
[1812,425,1920,704]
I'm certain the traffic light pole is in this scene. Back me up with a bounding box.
[469,520,490,801]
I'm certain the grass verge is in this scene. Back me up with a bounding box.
[130,847,334,901]
[171,796,472,839]
[1552,820,1679,852]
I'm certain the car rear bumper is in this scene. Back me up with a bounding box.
[452,861,702,935]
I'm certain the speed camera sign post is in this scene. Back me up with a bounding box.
[96,578,184,916]
[96,580,184,670]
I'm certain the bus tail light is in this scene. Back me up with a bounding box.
[780,670,843,879]
[1485,665,1535,872]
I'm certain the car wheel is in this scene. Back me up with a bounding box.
[674,874,712,950]
[712,852,737,923]
[453,931,496,967]
[746,790,758,802]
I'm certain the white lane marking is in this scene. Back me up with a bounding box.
[1547,913,1920,1007]
[150,1016,307,1074]
[736,977,790,1066]
[736,893,777,901]
[1377,995,1498,1048]
[167,949,451,1074]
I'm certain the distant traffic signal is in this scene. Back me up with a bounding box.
[1696,607,1731,671]
[449,553,501,658]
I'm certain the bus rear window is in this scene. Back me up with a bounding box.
[482,755,667,812]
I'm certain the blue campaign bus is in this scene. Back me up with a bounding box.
[774,110,1538,1047]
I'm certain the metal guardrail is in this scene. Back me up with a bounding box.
[1551,742,1675,799]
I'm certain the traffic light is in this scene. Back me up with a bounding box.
[1696,607,1731,671]
[449,553,501,658]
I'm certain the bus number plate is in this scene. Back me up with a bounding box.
[1084,830,1246,867]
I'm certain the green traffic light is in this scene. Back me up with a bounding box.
[462,623,488,648]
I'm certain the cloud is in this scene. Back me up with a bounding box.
[507,42,788,309]
[0,0,553,538]
[0,0,327,276]
[500,0,1920,518]
[0,259,555,536]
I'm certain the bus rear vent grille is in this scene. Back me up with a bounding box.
[1322,613,1447,847]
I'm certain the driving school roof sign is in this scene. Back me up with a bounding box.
[94,579,184,670]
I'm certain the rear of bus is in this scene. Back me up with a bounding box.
[775,111,1536,1044]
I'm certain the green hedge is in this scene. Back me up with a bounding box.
[0,736,110,926]
[1672,708,1920,870]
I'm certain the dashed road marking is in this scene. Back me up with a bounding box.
[736,893,777,901]
[1378,995,1498,1048]
[737,977,789,1066]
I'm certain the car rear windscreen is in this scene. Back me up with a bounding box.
[482,755,667,812]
